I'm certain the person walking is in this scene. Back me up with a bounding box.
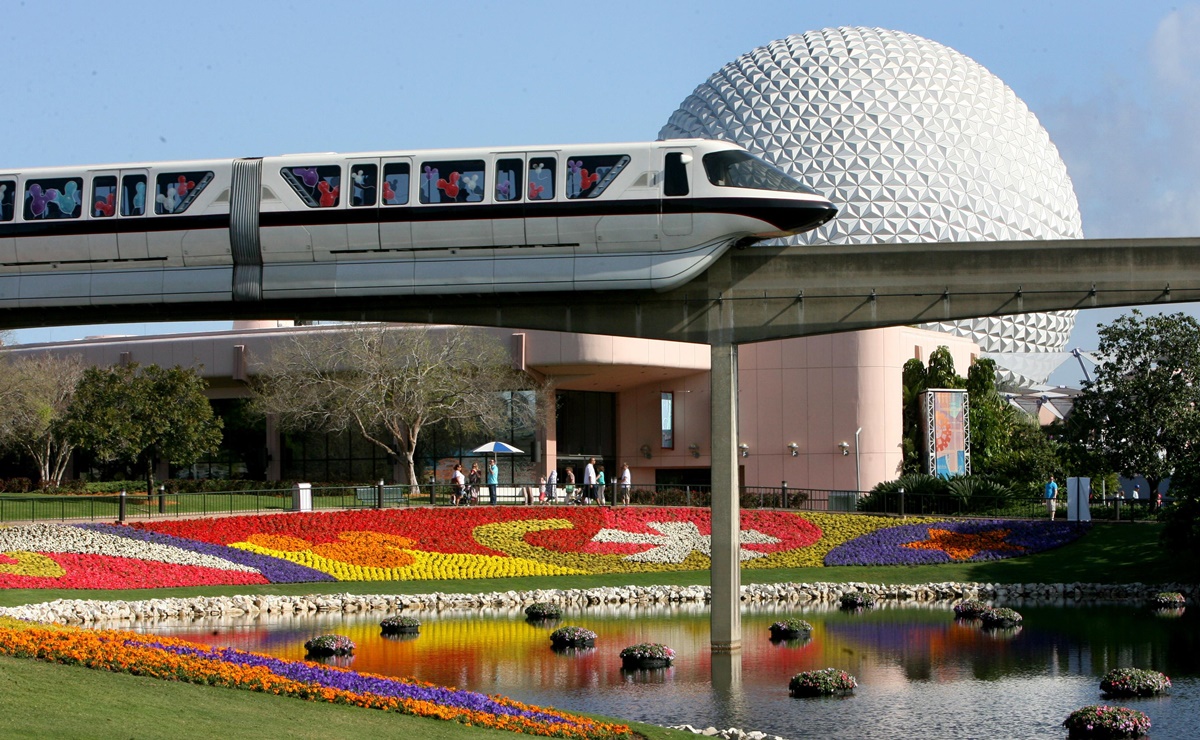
[583,458,597,504]
[487,458,499,505]
[564,467,576,503]
[1044,475,1058,521]
[545,467,557,503]
[451,464,467,506]
[596,465,607,505]
[467,462,482,505]
[618,463,632,506]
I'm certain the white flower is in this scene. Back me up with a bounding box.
[590,521,780,563]
[0,523,258,572]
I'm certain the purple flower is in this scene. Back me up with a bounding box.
[78,523,334,583]
[824,520,1089,566]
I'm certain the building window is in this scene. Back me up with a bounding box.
[661,391,674,449]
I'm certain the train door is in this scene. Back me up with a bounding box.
[493,155,525,247]
[524,152,559,246]
[116,169,149,260]
[379,157,413,250]
[661,149,693,237]
[87,170,120,262]
[345,158,381,252]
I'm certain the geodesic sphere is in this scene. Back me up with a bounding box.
[660,27,1082,378]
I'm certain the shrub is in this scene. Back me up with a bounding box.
[979,607,1023,628]
[1063,705,1151,738]
[857,473,947,514]
[839,592,875,610]
[953,599,990,619]
[303,634,355,656]
[549,626,597,647]
[1099,668,1171,697]
[788,668,857,697]
[946,476,1017,513]
[379,616,421,634]
[524,603,562,620]
[1150,592,1186,609]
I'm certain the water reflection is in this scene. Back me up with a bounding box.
[127,602,1199,739]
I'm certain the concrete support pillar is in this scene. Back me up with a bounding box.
[710,342,741,652]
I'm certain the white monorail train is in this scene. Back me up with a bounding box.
[0,139,835,308]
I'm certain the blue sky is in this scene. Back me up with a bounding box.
[4,1,1199,385]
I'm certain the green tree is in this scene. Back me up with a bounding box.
[63,363,223,495]
[252,324,544,487]
[1066,310,1200,497]
[0,353,85,487]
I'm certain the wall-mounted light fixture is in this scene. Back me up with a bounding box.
[738,443,750,458]
[838,441,850,456]
[640,444,653,460]
[688,443,701,459]
[787,442,799,457]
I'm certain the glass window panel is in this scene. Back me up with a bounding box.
[419,159,485,204]
[565,155,629,199]
[154,171,214,214]
[281,165,341,208]
[24,177,83,220]
[382,162,409,205]
[121,175,147,216]
[661,392,674,449]
[528,157,555,200]
[92,176,118,218]
[0,180,14,222]
[496,158,522,202]
[350,163,378,207]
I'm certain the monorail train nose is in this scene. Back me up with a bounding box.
[749,198,838,239]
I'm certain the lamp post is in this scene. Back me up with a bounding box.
[854,427,862,493]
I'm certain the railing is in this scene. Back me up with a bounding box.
[0,482,1137,524]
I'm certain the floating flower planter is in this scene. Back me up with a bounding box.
[524,603,563,621]
[839,592,875,610]
[979,607,1023,629]
[952,598,990,619]
[788,667,857,697]
[1100,668,1172,698]
[303,634,355,657]
[1063,705,1151,738]
[1150,591,1186,609]
[768,618,813,641]
[379,615,421,635]
[550,626,597,649]
[620,643,675,669]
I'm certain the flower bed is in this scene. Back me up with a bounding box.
[839,593,875,610]
[1150,591,1186,609]
[303,634,355,656]
[979,607,1023,629]
[1063,705,1151,738]
[953,599,990,619]
[549,626,597,649]
[619,643,675,669]
[524,603,562,621]
[768,618,813,640]
[379,616,421,635]
[1099,668,1171,697]
[0,506,1093,591]
[0,620,628,738]
[788,668,857,697]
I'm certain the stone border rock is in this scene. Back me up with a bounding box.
[670,725,786,740]
[0,581,1192,625]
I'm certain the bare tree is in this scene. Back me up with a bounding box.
[0,352,86,487]
[252,324,543,486]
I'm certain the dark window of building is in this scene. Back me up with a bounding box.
[349,163,378,207]
[92,176,118,218]
[556,390,615,459]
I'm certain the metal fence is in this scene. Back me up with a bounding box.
[0,481,1152,524]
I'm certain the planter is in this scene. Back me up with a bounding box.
[619,642,675,670]
[622,655,671,669]
[550,626,597,649]
[524,603,563,621]
[788,668,857,697]
[1063,705,1151,738]
[1100,668,1172,698]
[769,619,813,641]
[380,616,421,635]
[1150,592,1186,609]
[303,634,355,657]
[953,599,990,619]
[979,607,1023,629]
[839,593,875,610]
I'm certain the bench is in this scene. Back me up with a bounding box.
[354,485,408,507]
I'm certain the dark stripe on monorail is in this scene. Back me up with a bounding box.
[0,196,834,240]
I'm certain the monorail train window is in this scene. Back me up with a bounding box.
[281,165,341,208]
[382,163,409,205]
[528,158,555,200]
[350,164,377,207]
[565,155,629,199]
[24,177,82,220]
[0,180,14,222]
[154,171,214,215]
[122,175,147,216]
[664,153,689,197]
[419,159,485,204]
[92,176,118,218]
[496,158,522,202]
[702,150,818,194]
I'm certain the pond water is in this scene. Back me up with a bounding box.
[132,601,1199,739]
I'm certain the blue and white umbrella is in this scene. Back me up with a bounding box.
[471,441,524,454]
